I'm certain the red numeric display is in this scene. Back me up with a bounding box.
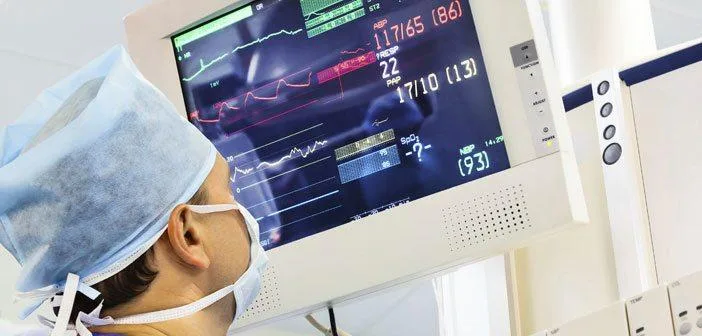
[374,16,426,50]
[432,0,462,26]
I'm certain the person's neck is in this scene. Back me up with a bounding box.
[91,272,234,336]
[90,308,231,336]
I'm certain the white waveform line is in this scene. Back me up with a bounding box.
[372,118,389,126]
[183,53,229,82]
[305,11,324,20]
[230,140,328,182]
[233,29,304,54]
[231,166,256,182]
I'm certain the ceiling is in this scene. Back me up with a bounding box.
[0,0,152,127]
[650,0,702,48]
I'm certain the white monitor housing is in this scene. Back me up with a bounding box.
[125,0,587,329]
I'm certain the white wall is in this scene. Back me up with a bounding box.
[650,0,702,48]
[542,0,657,87]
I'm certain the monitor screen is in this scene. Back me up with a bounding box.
[172,0,510,250]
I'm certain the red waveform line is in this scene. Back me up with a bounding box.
[317,51,377,84]
[340,48,365,55]
[229,99,319,135]
[215,68,313,112]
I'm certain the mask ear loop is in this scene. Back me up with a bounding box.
[188,204,238,214]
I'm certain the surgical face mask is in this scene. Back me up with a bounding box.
[56,203,269,335]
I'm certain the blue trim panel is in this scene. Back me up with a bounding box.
[619,42,702,86]
[562,84,593,112]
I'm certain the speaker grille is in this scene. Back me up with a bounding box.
[441,184,531,252]
[240,264,281,320]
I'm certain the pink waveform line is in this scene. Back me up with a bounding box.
[242,72,312,108]
[230,99,318,135]
[216,102,240,114]
[215,68,313,112]
[189,110,223,123]
[317,51,377,84]
[231,140,328,182]
[340,48,365,55]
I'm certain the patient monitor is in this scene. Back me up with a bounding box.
[125,0,587,328]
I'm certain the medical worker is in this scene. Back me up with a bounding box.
[0,46,268,335]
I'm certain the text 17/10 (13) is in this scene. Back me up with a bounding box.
[396,58,478,103]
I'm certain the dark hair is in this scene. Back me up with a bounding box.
[62,187,209,322]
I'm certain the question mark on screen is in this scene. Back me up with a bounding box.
[413,142,423,162]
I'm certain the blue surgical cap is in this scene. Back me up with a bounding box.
[0,46,216,297]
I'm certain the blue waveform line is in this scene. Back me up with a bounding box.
[182,28,304,82]
[230,140,328,182]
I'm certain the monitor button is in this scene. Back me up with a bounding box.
[680,322,692,335]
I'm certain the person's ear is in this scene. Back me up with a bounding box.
[166,204,211,269]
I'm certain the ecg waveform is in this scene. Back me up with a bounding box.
[231,139,329,182]
[182,28,304,82]
[215,69,313,113]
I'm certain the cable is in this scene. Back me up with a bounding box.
[305,313,353,336]
[328,307,339,336]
